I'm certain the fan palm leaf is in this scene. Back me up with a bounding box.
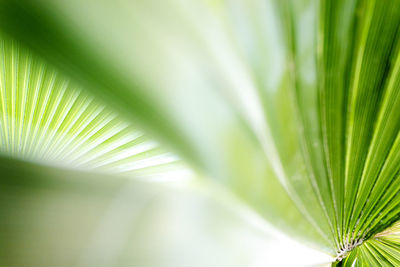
[1,0,400,266]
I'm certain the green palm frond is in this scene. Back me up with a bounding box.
[0,35,190,181]
[339,222,400,266]
[1,0,400,266]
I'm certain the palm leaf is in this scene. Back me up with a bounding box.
[1,0,400,266]
[0,34,190,180]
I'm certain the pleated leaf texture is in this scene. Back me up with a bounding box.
[0,38,190,180]
[1,0,400,266]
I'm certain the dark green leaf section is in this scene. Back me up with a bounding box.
[278,0,400,263]
[317,0,358,246]
[343,0,400,243]
[280,0,400,259]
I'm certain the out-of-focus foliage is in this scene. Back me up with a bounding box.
[0,156,331,267]
[0,0,400,266]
